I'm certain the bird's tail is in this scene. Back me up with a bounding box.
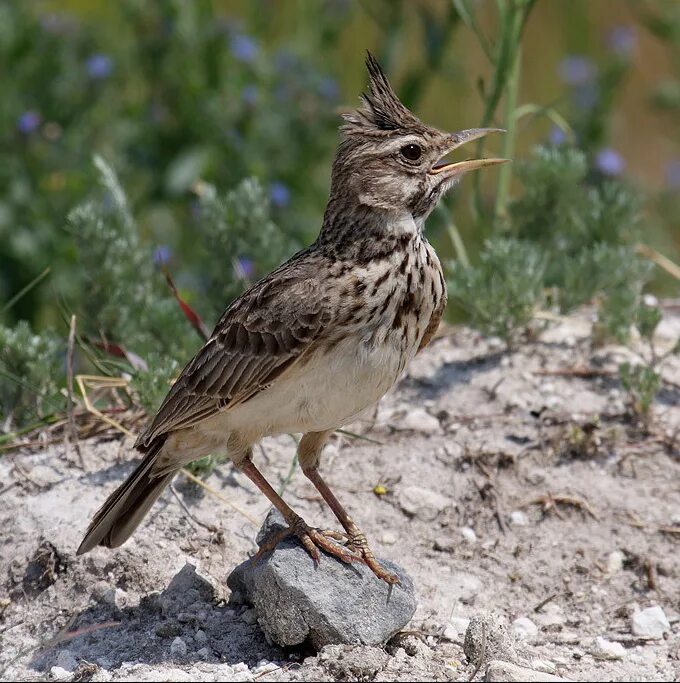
[77,436,172,555]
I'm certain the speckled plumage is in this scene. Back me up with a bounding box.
[79,53,506,582]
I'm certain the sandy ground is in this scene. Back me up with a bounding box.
[1,312,679,682]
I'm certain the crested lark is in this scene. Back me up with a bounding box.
[78,53,507,584]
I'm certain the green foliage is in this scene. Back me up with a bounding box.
[0,321,64,427]
[448,238,545,345]
[68,157,197,362]
[194,179,298,323]
[1,1,339,328]
[129,353,181,417]
[618,362,661,420]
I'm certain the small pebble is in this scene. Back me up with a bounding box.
[512,616,538,641]
[442,624,459,641]
[170,636,188,658]
[590,636,626,660]
[241,607,258,625]
[460,527,477,543]
[195,629,208,644]
[398,485,451,521]
[49,668,71,681]
[509,510,529,526]
[631,606,670,639]
[606,550,625,575]
[381,531,397,545]
[196,647,210,659]
[397,407,441,434]
[55,650,78,673]
[450,616,471,634]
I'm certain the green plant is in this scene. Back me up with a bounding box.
[619,362,661,421]
[617,299,679,423]
[448,237,545,345]
[0,321,64,428]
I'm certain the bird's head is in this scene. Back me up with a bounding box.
[331,53,508,224]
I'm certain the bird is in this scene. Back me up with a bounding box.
[77,52,507,584]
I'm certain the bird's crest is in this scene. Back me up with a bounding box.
[342,52,424,136]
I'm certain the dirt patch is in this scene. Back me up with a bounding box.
[1,312,679,681]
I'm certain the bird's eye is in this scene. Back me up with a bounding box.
[400,144,422,161]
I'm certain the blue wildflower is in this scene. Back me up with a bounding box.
[86,54,114,80]
[230,34,258,64]
[606,25,636,58]
[558,56,597,86]
[269,181,291,208]
[665,160,680,190]
[153,245,172,266]
[17,111,41,135]
[549,126,567,146]
[241,84,259,106]
[595,148,625,176]
[234,256,255,280]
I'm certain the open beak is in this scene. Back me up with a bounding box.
[429,128,510,177]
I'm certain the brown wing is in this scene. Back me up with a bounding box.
[418,288,448,353]
[135,250,332,448]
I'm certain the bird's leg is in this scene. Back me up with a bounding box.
[299,432,400,585]
[236,458,360,566]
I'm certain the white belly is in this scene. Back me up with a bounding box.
[223,335,406,436]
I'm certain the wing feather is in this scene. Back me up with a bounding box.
[135,250,332,448]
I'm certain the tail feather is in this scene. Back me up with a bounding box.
[77,437,172,555]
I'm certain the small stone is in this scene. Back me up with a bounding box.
[509,510,529,527]
[49,667,71,681]
[533,603,566,628]
[461,527,477,543]
[398,485,451,521]
[227,509,417,649]
[442,624,459,641]
[511,616,538,641]
[195,629,208,644]
[196,647,210,659]
[606,550,625,575]
[464,613,517,667]
[590,636,625,660]
[485,660,572,682]
[55,650,78,673]
[170,636,188,658]
[450,616,471,634]
[252,661,278,676]
[434,536,456,553]
[397,407,441,434]
[381,531,397,545]
[631,606,670,639]
[241,607,258,624]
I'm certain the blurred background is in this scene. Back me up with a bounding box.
[1,0,678,429]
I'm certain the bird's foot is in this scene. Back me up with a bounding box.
[253,515,361,567]
[346,527,400,585]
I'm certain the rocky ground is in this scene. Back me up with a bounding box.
[1,311,679,682]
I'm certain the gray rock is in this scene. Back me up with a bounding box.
[228,509,417,649]
[55,649,78,673]
[398,485,451,520]
[590,636,626,660]
[170,636,188,658]
[511,616,538,641]
[464,613,517,668]
[485,660,572,682]
[631,605,670,639]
